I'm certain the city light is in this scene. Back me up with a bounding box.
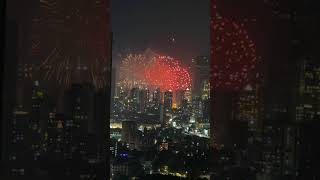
[4,0,317,179]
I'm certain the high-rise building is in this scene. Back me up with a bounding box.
[1,20,19,162]
[129,88,140,112]
[121,120,138,150]
[139,88,149,113]
[185,88,192,103]
[192,96,203,120]
[95,87,109,144]
[2,0,111,178]
[64,83,95,135]
[152,88,161,108]
[297,120,320,179]
[192,56,210,97]
[175,90,185,109]
[163,90,173,112]
[210,90,238,148]
[31,81,50,134]
[295,58,320,123]
[6,110,32,177]
[63,83,108,178]
[201,99,210,123]
[111,67,117,103]
[234,85,261,131]
[116,83,126,101]
[259,119,299,179]
[159,104,164,125]
[201,80,210,100]
[16,63,33,110]
[63,85,91,167]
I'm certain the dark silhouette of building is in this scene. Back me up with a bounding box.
[164,90,173,112]
[121,120,138,150]
[152,88,161,108]
[1,20,19,165]
[210,90,237,148]
[139,88,149,113]
[1,0,111,178]
[192,56,210,98]
[0,0,5,172]
[297,120,320,179]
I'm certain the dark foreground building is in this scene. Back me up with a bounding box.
[1,0,111,179]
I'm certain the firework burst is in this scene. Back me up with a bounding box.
[31,0,110,89]
[118,53,150,89]
[144,55,191,92]
[211,14,260,90]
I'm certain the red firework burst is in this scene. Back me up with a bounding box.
[144,56,191,92]
[211,4,260,90]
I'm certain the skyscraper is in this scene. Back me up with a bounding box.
[210,90,237,148]
[1,20,19,163]
[65,83,95,135]
[111,67,117,103]
[201,80,210,100]
[2,0,38,165]
[295,58,320,123]
[192,96,203,121]
[31,81,49,134]
[152,88,161,108]
[175,90,185,109]
[6,110,32,177]
[234,85,261,131]
[129,88,140,112]
[121,120,138,150]
[192,56,210,97]
[63,83,108,178]
[2,0,112,178]
[185,88,192,103]
[139,88,149,113]
[163,90,173,112]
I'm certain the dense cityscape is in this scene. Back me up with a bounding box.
[110,1,211,178]
[110,52,211,179]
[110,0,320,179]
[1,0,320,180]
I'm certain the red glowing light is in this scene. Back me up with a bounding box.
[144,56,191,92]
[211,1,260,90]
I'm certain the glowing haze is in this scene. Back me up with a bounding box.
[119,53,149,89]
[119,52,191,92]
[144,55,191,92]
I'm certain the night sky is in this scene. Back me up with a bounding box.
[111,0,210,66]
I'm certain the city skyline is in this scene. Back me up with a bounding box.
[1,0,320,179]
[110,1,212,179]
